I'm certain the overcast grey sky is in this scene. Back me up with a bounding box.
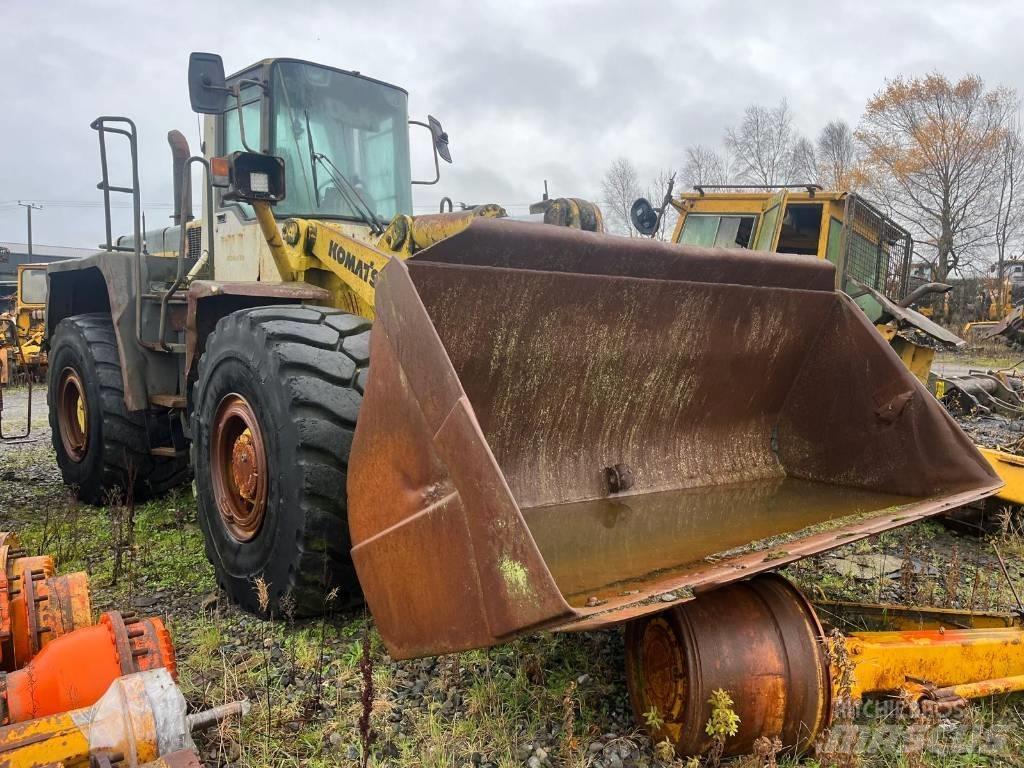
[1,0,1022,247]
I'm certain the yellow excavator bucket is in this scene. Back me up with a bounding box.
[347,218,1000,660]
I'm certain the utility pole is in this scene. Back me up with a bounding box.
[16,201,42,257]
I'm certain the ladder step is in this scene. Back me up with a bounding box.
[149,394,186,409]
[150,447,188,458]
[141,293,187,303]
[96,182,136,194]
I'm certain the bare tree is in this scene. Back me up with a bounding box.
[995,116,1024,307]
[600,157,643,236]
[857,73,1018,280]
[790,135,818,185]
[725,100,795,186]
[816,120,857,190]
[682,145,731,188]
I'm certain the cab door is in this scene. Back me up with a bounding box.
[751,190,787,252]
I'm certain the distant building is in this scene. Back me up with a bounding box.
[0,242,93,312]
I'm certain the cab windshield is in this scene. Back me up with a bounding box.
[20,268,46,305]
[270,61,412,222]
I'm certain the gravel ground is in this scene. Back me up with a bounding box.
[0,383,49,451]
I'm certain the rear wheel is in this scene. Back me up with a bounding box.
[192,305,370,616]
[48,314,191,504]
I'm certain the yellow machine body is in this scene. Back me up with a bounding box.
[0,264,47,384]
[976,447,1024,506]
[670,188,947,383]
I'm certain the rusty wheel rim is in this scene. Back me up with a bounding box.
[211,393,268,542]
[57,367,89,462]
[632,615,688,742]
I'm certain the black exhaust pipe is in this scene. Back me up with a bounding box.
[168,130,192,225]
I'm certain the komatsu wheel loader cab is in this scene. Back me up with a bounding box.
[187,53,423,285]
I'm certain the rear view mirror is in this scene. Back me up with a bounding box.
[428,115,452,164]
[630,198,659,236]
[188,52,229,114]
[411,116,453,185]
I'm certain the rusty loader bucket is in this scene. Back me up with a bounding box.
[348,219,1000,660]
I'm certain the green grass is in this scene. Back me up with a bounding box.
[4,444,1024,766]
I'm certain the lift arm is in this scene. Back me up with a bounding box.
[252,200,506,318]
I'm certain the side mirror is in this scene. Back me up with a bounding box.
[630,198,659,236]
[411,116,453,185]
[188,52,229,114]
[428,115,452,164]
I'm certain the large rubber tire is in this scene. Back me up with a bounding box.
[48,314,191,505]
[191,305,370,617]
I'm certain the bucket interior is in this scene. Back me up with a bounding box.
[405,223,991,608]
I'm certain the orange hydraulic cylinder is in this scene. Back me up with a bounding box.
[0,611,175,724]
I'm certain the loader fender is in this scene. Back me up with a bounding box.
[183,281,330,409]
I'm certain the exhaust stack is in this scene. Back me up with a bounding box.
[167,130,192,225]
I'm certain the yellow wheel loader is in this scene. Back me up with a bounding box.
[0,264,48,384]
[633,185,1024,514]
[632,184,964,382]
[0,263,48,440]
[45,53,603,615]
[44,52,1007,758]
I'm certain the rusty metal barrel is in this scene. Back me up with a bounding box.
[624,574,830,757]
[348,218,1000,660]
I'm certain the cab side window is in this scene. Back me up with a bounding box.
[678,214,756,249]
[220,80,263,218]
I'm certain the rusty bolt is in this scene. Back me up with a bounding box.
[605,463,634,494]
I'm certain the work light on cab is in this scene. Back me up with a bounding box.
[219,151,286,204]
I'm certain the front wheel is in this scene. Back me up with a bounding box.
[192,305,370,616]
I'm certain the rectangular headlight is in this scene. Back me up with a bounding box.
[250,171,269,194]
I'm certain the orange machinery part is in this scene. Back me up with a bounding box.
[5,566,92,672]
[0,611,175,724]
[0,532,54,669]
[0,669,247,768]
[0,531,95,676]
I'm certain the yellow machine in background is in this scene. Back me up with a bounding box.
[655,185,964,382]
[0,263,47,385]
